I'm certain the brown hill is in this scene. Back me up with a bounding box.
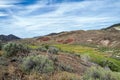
[36,24,120,48]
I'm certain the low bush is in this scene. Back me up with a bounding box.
[99,59,120,72]
[0,42,4,50]
[50,55,58,62]
[37,46,59,54]
[21,55,54,73]
[83,66,120,80]
[36,44,49,52]
[97,46,112,52]
[37,47,47,52]
[44,44,49,49]
[111,49,120,60]
[48,46,59,54]
[3,43,30,57]
[58,62,73,72]
[0,43,2,50]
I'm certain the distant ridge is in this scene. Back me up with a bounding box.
[0,34,20,42]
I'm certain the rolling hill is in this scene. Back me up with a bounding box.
[36,23,120,48]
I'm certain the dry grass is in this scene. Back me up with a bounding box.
[51,71,81,80]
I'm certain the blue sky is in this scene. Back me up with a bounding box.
[0,0,120,38]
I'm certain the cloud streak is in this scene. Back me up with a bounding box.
[0,0,120,38]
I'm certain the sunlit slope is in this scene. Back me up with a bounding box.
[54,44,120,71]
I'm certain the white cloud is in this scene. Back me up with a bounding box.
[0,0,21,8]
[0,0,120,38]
[0,12,8,16]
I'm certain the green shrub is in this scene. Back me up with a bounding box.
[58,62,73,72]
[22,55,54,73]
[0,43,2,50]
[83,66,120,80]
[0,42,4,50]
[50,55,58,62]
[3,43,30,57]
[107,60,120,72]
[37,47,47,52]
[111,49,120,60]
[98,46,112,52]
[40,44,49,49]
[48,46,59,54]
[99,59,120,72]
[37,46,59,54]
[44,44,49,49]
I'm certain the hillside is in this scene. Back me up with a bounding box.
[36,24,120,48]
[0,23,120,80]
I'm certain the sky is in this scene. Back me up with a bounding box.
[0,0,120,38]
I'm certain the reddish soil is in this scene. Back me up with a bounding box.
[63,38,74,44]
[57,40,64,43]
